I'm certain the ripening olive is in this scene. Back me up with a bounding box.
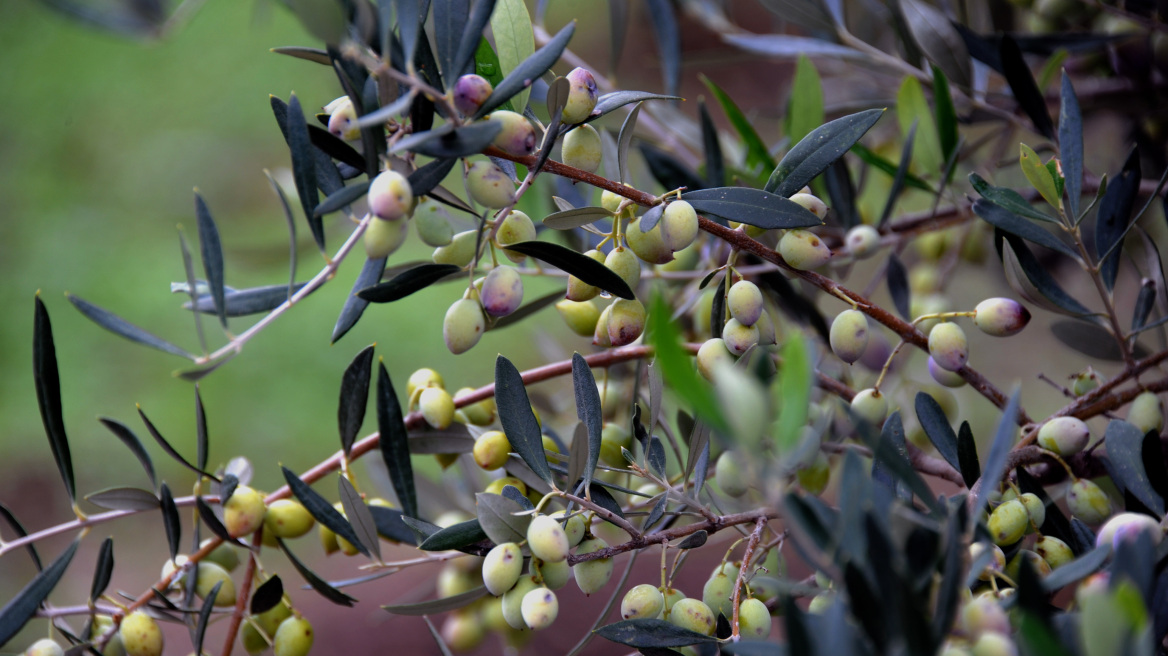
[483,476,526,496]
[1035,535,1074,569]
[968,542,1006,581]
[829,309,869,364]
[660,200,699,252]
[24,639,63,656]
[119,611,164,656]
[928,322,969,372]
[432,229,478,267]
[929,356,967,388]
[193,560,237,606]
[200,539,240,572]
[454,387,495,426]
[502,575,540,629]
[481,266,525,317]
[738,598,772,638]
[521,587,559,629]
[845,224,880,259]
[574,537,614,595]
[272,616,313,656]
[562,68,599,124]
[527,514,570,563]
[1004,549,1051,581]
[797,452,831,495]
[414,200,453,247]
[466,161,516,209]
[850,388,888,427]
[1096,512,1163,550]
[368,170,414,222]
[1018,492,1045,531]
[561,124,602,173]
[483,542,524,595]
[444,297,486,355]
[325,96,359,141]
[1127,391,1164,434]
[970,631,1017,656]
[487,110,536,157]
[727,280,764,327]
[605,248,641,292]
[496,211,536,263]
[592,304,613,348]
[668,598,716,636]
[607,299,646,346]
[778,229,831,270]
[960,593,1011,636]
[622,584,665,620]
[452,74,493,116]
[223,485,267,538]
[973,298,1031,337]
[364,216,409,259]
[1037,417,1090,456]
[696,338,734,382]
[1067,478,1112,524]
[556,298,602,336]
[626,217,674,265]
[721,318,759,356]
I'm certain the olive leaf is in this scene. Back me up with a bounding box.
[1059,71,1084,219]
[98,417,157,493]
[377,361,418,518]
[503,241,634,300]
[279,538,356,606]
[338,344,375,456]
[1096,148,1141,291]
[358,263,462,303]
[494,355,555,487]
[572,353,603,493]
[596,619,719,648]
[590,91,681,121]
[679,187,822,230]
[250,575,284,615]
[160,483,181,561]
[286,94,325,251]
[700,75,775,172]
[393,121,502,158]
[489,0,535,114]
[314,181,370,217]
[969,173,1058,223]
[900,0,970,89]
[281,466,369,557]
[84,487,159,512]
[473,20,575,119]
[32,297,71,504]
[68,294,195,359]
[975,199,1077,258]
[541,206,612,230]
[998,35,1054,140]
[382,586,487,615]
[766,109,885,198]
[0,538,80,647]
[332,256,387,343]
[418,519,489,551]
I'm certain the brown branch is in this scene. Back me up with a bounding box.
[566,509,778,565]
[561,492,640,538]
[731,517,768,640]
[220,529,263,656]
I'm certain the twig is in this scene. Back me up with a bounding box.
[730,517,768,640]
[567,509,777,565]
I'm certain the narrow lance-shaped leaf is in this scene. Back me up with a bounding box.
[281,466,370,556]
[418,519,490,552]
[177,228,208,354]
[1104,420,1165,515]
[1020,143,1061,210]
[700,75,775,172]
[896,76,942,174]
[377,362,418,517]
[193,580,220,656]
[974,199,1078,258]
[1096,147,1141,291]
[394,0,423,65]
[338,345,376,456]
[999,35,1055,140]
[287,94,324,251]
[617,101,642,185]
[279,538,356,606]
[680,187,822,230]
[775,333,812,454]
[194,192,227,328]
[0,538,79,647]
[786,54,824,148]
[698,98,724,187]
[766,109,885,197]
[34,296,74,501]
[358,263,462,303]
[489,0,535,114]
[68,294,195,360]
[932,65,958,163]
[495,356,555,487]
[185,283,311,318]
[878,118,918,228]
[589,91,681,122]
[999,233,1095,317]
[972,388,1021,510]
[314,181,370,217]
[503,241,634,299]
[382,586,487,616]
[0,502,42,571]
[332,256,388,343]
[194,385,208,473]
[89,537,114,603]
[99,418,157,493]
[434,0,469,86]
[595,619,719,648]
[339,475,382,561]
[451,0,497,83]
[160,483,181,561]
[901,0,971,89]
[648,293,726,433]
[84,487,160,512]
[1059,71,1083,219]
[138,407,219,482]
[408,157,458,197]
[572,353,603,494]
[969,172,1058,223]
[393,121,502,158]
[251,575,284,615]
[957,421,980,488]
[473,20,576,119]
[915,392,960,472]
[887,253,911,320]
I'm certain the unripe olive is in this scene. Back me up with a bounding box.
[364,216,409,259]
[755,309,777,345]
[466,161,516,209]
[909,265,941,295]
[721,318,759,356]
[987,499,1028,545]
[605,248,641,292]
[1096,512,1163,550]
[929,356,967,388]
[438,562,482,598]
[607,299,646,346]
[550,511,586,548]
[194,560,237,606]
[928,322,969,372]
[808,591,833,614]
[533,557,571,590]
[1071,368,1102,396]
[502,575,540,629]
[483,476,526,496]
[200,538,240,571]
[479,266,525,318]
[592,304,613,348]
[970,631,1017,656]
[562,67,599,124]
[432,229,478,267]
[414,200,454,247]
[1037,417,1090,456]
[829,309,869,364]
[778,229,831,270]
[487,110,537,157]
[24,639,63,656]
[561,124,602,173]
[454,387,495,426]
[368,170,414,222]
[574,537,614,595]
[626,217,674,265]
[555,298,602,336]
[797,452,831,495]
[1004,549,1051,581]
[444,297,486,355]
[1018,492,1045,531]
[473,430,512,470]
[716,450,751,497]
[441,609,485,652]
[325,96,359,141]
[850,388,888,427]
[496,211,536,263]
[622,583,666,619]
[161,555,190,589]
[668,598,716,636]
[319,521,339,555]
[272,616,313,656]
[727,280,764,327]
[738,598,772,639]
[566,249,606,301]
[452,74,493,116]
[1067,478,1112,524]
[224,485,267,538]
[1035,535,1074,569]
[968,542,1006,581]
[702,573,737,620]
[973,298,1031,337]
[599,422,634,468]
[660,200,700,252]
[601,188,626,214]
[661,586,687,617]
[696,338,734,382]
[789,192,828,220]
[119,611,163,656]
[1127,391,1164,434]
[845,224,880,259]
[418,386,456,429]
[254,601,293,639]
[520,587,559,629]
[960,593,1011,636]
[483,542,524,595]
[527,514,570,563]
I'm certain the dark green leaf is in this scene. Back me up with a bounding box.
[587,482,628,521]
[1132,280,1155,332]
[314,181,370,218]
[572,353,603,493]
[1043,544,1111,593]
[377,362,418,518]
[998,35,1054,139]
[766,109,885,197]
[866,411,939,511]
[1097,148,1141,291]
[843,561,887,651]
[504,241,634,300]
[193,579,220,656]
[1059,71,1083,219]
[394,0,422,64]
[98,418,157,492]
[279,538,356,606]
[332,256,388,343]
[1050,320,1136,361]
[645,0,680,97]
[595,619,719,648]
[969,173,1058,223]
[271,46,332,65]
[358,263,461,304]
[999,233,1095,317]
[339,475,381,561]
[1104,420,1164,515]
[933,502,967,643]
[700,75,775,172]
[419,519,489,551]
[677,530,707,550]
[590,91,681,121]
[0,503,42,571]
[878,118,916,228]
[647,437,665,478]
[33,297,74,501]
[901,0,971,89]
[196,496,246,547]
[887,253,911,320]
[251,575,284,615]
[473,20,575,119]
[160,483,181,561]
[786,54,824,150]
[281,466,369,557]
[644,494,666,531]
[67,294,194,359]
[759,0,837,33]
[691,434,711,499]
[84,487,159,512]
[495,356,555,486]
[138,407,219,482]
[698,99,724,187]
[89,537,114,603]
[0,538,78,647]
[975,200,1077,258]
[395,121,502,158]
[972,388,1020,510]
[452,0,496,84]
[915,392,960,472]
[932,65,958,163]
[475,492,531,544]
[368,505,419,545]
[679,187,822,230]
[640,143,707,194]
[541,206,612,230]
[185,283,310,317]
[567,423,588,493]
[501,484,533,510]
[193,386,209,475]
[382,586,487,615]
[409,157,458,197]
[407,427,475,454]
[723,33,864,59]
[220,473,239,504]
[338,345,375,456]
[617,101,643,184]
[824,156,858,228]
[434,0,469,85]
[851,143,934,192]
[309,123,367,172]
[783,493,832,552]
[286,94,324,251]
[193,193,227,328]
